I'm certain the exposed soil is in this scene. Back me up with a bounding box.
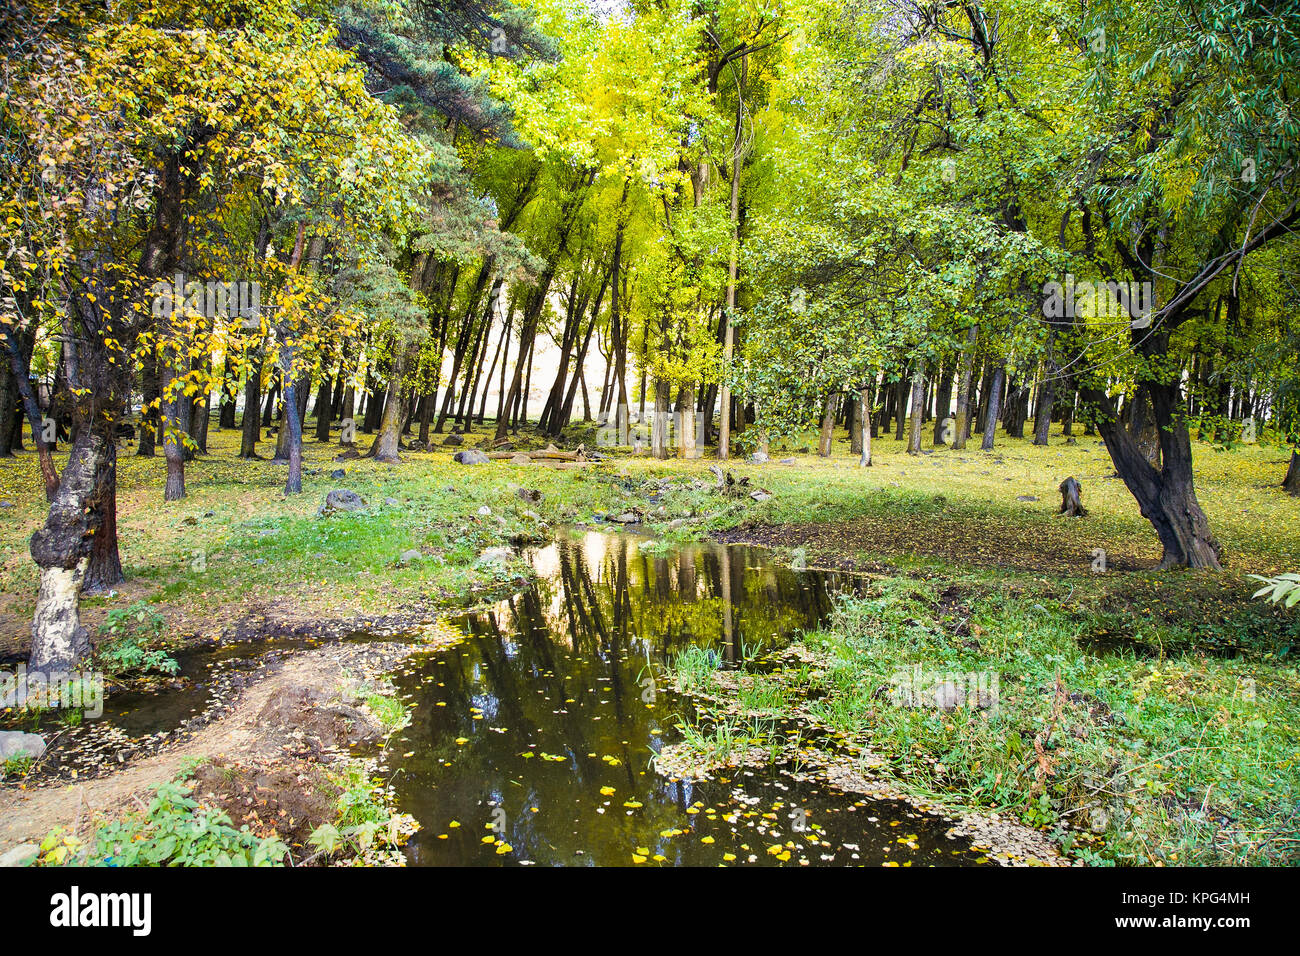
[0,621,462,855]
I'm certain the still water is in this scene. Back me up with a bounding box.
[388,529,988,866]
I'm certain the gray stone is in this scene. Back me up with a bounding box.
[319,489,367,516]
[454,449,490,465]
[750,451,769,463]
[442,434,464,446]
[398,549,422,565]
[0,844,39,867]
[330,468,347,479]
[516,487,543,504]
[0,731,46,761]
[1016,495,1038,502]
[384,497,400,507]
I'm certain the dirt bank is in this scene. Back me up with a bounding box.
[0,622,462,855]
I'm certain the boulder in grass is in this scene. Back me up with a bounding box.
[319,489,367,516]
[454,449,489,465]
[516,487,543,504]
[0,731,46,761]
[442,434,464,446]
[509,453,532,466]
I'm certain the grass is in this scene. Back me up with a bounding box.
[670,571,1300,865]
[0,423,675,655]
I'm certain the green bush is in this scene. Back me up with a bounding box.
[96,601,179,678]
[47,779,287,867]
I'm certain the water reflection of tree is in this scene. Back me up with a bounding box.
[397,531,856,865]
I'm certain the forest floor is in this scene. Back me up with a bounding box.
[1,419,1297,865]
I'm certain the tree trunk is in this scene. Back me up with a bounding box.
[952,326,978,450]
[677,383,698,458]
[893,379,908,441]
[0,355,17,459]
[1085,378,1222,569]
[283,375,303,494]
[314,366,333,442]
[652,379,670,459]
[84,438,123,593]
[933,362,954,446]
[161,358,187,501]
[28,422,113,671]
[368,353,407,462]
[1283,450,1300,496]
[858,387,872,466]
[1033,358,1055,446]
[818,393,837,456]
[240,357,261,458]
[980,363,1005,452]
[906,369,925,455]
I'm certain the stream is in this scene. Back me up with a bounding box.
[385,529,989,866]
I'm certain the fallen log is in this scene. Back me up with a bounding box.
[486,449,583,462]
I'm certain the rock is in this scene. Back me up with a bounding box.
[454,449,489,465]
[750,451,769,463]
[516,488,543,504]
[477,505,492,516]
[750,490,773,502]
[610,511,641,524]
[779,458,796,465]
[1016,495,1038,502]
[334,448,362,461]
[0,731,46,761]
[1089,807,1110,834]
[0,501,14,508]
[398,549,422,565]
[319,489,367,516]
[0,844,39,868]
[384,497,399,507]
[330,468,346,479]
[442,434,464,446]
[478,547,511,566]
[509,453,532,465]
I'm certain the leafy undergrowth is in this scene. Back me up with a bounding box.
[671,571,1300,866]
